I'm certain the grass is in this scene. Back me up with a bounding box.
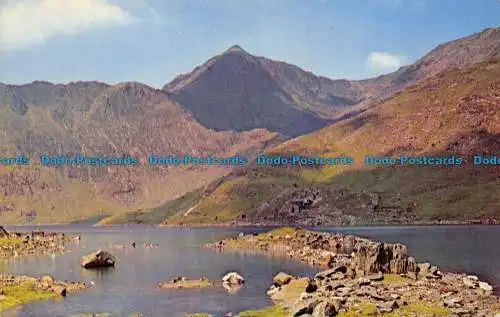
[383,301,451,317]
[100,188,204,225]
[338,301,451,317]
[266,227,300,237]
[337,303,377,317]
[382,274,411,285]
[0,237,23,248]
[0,281,57,312]
[159,279,214,289]
[237,305,288,317]
[163,58,500,226]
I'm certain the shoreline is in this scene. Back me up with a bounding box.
[4,221,500,231]
[207,227,500,316]
[0,227,89,313]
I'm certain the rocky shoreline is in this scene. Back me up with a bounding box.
[208,227,500,316]
[161,219,500,228]
[0,226,89,313]
[0,226,73,258]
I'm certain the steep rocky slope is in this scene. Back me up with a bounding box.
[163,28,500,138]
[163,45,366,137]
[158,57,500,226]
[0,81,279,224]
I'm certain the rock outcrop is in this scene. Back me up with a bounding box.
[209,228,500,316]
[222,272,245,285]
[81,250,116,269]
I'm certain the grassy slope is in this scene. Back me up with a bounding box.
[156,58,500,225]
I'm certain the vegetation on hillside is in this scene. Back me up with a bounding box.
[155,58,500,225]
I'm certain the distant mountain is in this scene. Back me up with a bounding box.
[163,28,500,137]
[152,56,500,227]
[163,45,366,137]
[1,26,499,225]
[0,81,279,224]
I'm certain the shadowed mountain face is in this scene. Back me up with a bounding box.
[0,27,499,225]
[163,46,366,137]
[0,81,279,224]
[163,28,500,137]
[156,57,500,227]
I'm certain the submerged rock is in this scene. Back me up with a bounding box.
[81,250,116,269]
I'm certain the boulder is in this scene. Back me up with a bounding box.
[291,298,321,316]
[305,279,318,293]
[312,301,337,317]
[417,263,431,277]
[353,242,412,275]
[273,272,293,286]
[221,272,244,285]
[81,250,116,269]
[478,282,493,292]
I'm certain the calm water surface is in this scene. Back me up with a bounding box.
[1,225,498,317]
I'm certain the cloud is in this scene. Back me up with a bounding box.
[366,52,408,71]
[0,0,135,51]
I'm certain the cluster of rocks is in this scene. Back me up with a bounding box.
[209,228,418,272]
[158,276,215,289]
[158,272,245,294]
[267,268,499,316]
[0,227,70,258]
[210,228,500,316]
[0,274,88,297]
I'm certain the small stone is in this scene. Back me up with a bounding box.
[358,278,371,286]
[51,285,67,297]
[367,272,384,281]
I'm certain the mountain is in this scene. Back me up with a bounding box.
[163,28,500,138]
[152,56,500,227]
[163,45,367,137]
[1,26,499,225]
[0,81,279,224]
[361,27,500,100]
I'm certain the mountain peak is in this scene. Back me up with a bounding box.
[224,45,247,54]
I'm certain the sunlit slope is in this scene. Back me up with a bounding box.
[162,58,500,225]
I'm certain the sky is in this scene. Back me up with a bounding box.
[0,0,499,88]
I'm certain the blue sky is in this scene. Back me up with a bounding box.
[0,0,499,88]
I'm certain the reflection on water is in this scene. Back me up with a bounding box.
[1,225,498,317]
[2,226,317,317]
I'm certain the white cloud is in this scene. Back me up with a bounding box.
[0,0,135,51]
[366,52,408,71]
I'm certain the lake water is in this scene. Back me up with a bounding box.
[1,225,499,317]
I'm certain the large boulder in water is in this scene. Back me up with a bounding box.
[221,272,244,285]
[81,250,116,269]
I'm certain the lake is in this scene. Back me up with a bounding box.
[2,225,499,317]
